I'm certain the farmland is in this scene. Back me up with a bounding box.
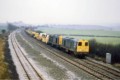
[35,27,120,45]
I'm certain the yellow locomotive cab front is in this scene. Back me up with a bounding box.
[76,40,89,54]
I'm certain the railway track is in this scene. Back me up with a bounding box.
[28,34,120,80]
[83,58,120,77]
[38,39,120,79]
[10,32,44,80]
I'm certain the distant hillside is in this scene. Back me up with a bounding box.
[5,21,120,31]
[12,21,34,27]
[103,24,120,31]
[45,25,112,30]
[112,27,120,31]
[108,24,120,31]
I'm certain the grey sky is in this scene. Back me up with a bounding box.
[0,0,120,25]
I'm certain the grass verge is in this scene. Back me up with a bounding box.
[0,37,10,79]
[0,36,19,79]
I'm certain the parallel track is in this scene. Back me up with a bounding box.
[83,58,120,77]
[10,32,44,80]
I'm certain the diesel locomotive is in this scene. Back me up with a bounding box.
[25,29,89,57]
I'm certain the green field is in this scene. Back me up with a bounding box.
[35,27,120,45]
[67,36,120,45]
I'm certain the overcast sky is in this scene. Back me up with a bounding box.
[0,0,120,25]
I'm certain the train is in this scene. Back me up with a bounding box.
[25,29,89,57]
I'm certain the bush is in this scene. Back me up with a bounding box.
[36,30,44,33]
[89,39,120,63]
[1,29,6,34]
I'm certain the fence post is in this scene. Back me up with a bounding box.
[106,53,111,64]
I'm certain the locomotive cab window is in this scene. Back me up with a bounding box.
[78,42,82,46]
[85,42,88,46]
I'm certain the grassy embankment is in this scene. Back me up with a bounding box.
[0,24,19,79]
[0,37,10,79]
